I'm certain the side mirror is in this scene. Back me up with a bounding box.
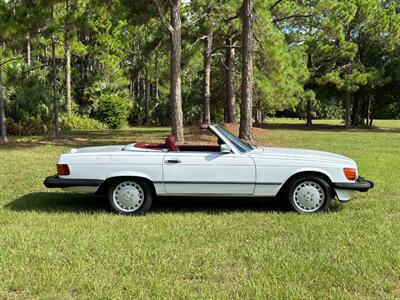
[220,144,232,154]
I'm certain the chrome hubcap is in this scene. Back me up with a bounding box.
[113,181,144,212]
[293,181,325,212]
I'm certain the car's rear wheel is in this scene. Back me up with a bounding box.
[108,178,152,215]
[284,175,332,213]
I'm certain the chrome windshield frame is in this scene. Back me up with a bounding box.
[208,124,254,154]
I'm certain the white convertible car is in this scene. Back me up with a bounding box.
[44,124,373,214]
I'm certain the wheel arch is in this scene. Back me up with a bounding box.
[96,175,156,196]
[277,170,336,198]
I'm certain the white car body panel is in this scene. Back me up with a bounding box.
[51,125,367,202]
[249,147,357,197]
[59,151,166,194]
[163,152,255,195]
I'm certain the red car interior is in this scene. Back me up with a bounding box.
[134,143,165,150]
[165,135,178,151]
[134,135,220,152]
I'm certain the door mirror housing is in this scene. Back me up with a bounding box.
[220,144,232,154]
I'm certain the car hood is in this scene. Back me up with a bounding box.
[249,147,356,165]
[70,145,124,154]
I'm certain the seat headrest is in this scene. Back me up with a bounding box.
[165,135,178,151]
[200,123,209,130]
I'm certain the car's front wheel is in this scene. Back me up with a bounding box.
[284,175,332,213]
[108,178,153,215]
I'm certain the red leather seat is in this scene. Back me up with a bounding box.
[165,135,178,151]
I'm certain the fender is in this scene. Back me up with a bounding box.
[275,167,357,201]
[278,167,335,193]
[103,171,165,194]
[104,171,155,182]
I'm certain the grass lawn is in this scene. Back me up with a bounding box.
[265,117,400,129]
[0,120,399,299]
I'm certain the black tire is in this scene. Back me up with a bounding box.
[283,174,332,213]
[107,178,153,215]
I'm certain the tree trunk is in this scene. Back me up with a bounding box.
[145,70,150,124]
[142,72,146,98]
[239,0,253,140]
[64,0,73,114]
[155,51,159,101]
[305,53,313,126]
[224,105,227,122]
[0,56,8,143]
[361,97,366,126]
[368,98,374,127]
[306,98,312,126]
[138,72,143,99]
[146,72,150,99]
[344,90,351,129]
[201,6,214,124]
[261,112,266,122]
[202,31,212,124]
[169,0,184,142]
[366,97,370,127]
[130,74,135,99]
[51,7,60,140]
[351,95,359,126]
[134,76,139,100]
[26,32,31,66]
[225,32,236,123]
[255,100,262,124]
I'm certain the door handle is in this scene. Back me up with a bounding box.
[165,159,182,164]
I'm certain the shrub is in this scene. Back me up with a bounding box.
[61,114,108,130]
[5,67,53,135]
[95,94,131,129]
[6,117,50,135]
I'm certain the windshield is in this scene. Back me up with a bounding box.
[216,125,254,153]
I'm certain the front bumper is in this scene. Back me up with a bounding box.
[43,175,103,188]
[333,177,374,192]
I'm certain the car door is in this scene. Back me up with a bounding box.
[162,151,256,195]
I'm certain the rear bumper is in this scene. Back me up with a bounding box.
[333,177,374,192]
[43,175,103,188]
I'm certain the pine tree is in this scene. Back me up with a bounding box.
[153,0,184,142]
[239,0,254,140]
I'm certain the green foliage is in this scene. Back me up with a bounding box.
[82,80,130,115]
[61,113,108,130]
[297,96,344,120]
[95,94,131,129]
[4,63,53,135]
[375,102,400,120]
[1,0,400,138]
[253,1,308,115]
[276,0,400,125]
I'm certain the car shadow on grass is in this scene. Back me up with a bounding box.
[5,192,109,214]
[153,196,286,214]
[5,192,297,214]
[7,192,344,214]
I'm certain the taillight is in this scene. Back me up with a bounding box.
[343,168,356,180]
[57,164,70,176]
